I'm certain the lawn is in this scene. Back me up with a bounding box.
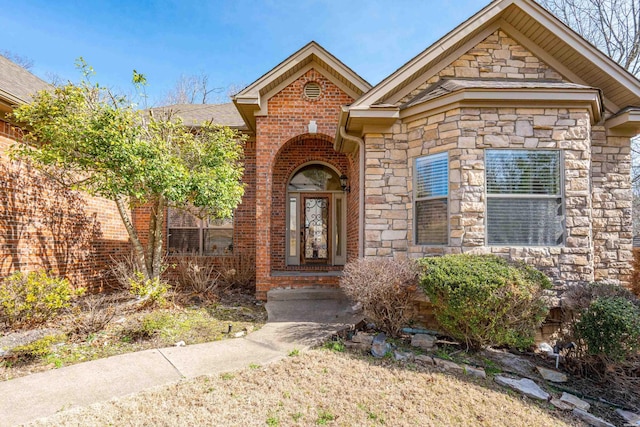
[30,348,586,427]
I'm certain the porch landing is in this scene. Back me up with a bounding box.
[265,287,362,324]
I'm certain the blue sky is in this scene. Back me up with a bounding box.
[1,0,488,105]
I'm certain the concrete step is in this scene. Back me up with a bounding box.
[267,287,348,302]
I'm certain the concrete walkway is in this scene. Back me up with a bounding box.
[0,288,359,426]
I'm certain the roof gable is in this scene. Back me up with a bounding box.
[232,41,371,133]
[351,0,640,114]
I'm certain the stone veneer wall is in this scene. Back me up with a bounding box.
[364,107,596,289]
[590,128,633,283]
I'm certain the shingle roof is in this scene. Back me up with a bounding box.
[0,55,50,105]
[149,103,246,129]
[402,78,596,109]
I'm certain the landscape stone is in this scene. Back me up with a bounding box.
[572,408,615,427]
[434,358,464,372]
[550,398,574,411]
[394,350,414,361]
[494,376,550,401]
[351,332,374,345]
[411,334,437,350]
[536,366,568,383]
[560,392,590,411]
[615,409,640,426]
[463,365,486,379]
[481,348,536,377]
[371,333,389,358]
[415,354,434,365]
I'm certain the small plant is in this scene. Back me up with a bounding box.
[11,334,67,360]
[129,273,170,306]
[175,256,221,295]
[420,254,552,350]
[323,340,345,352]
[0,271,83,328]
[290,412,303,422]
[68,294,118,337]
[574,296,640,361]
[266,415,280,426]
[249,363,261,369]
[220,372,234,380]
[316,408,335,425]
[288,348,300,357]
[340,258,420,337]
[140,312,174,337]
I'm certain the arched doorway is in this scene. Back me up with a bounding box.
[286,162,347,266]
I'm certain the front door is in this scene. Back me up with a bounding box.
[301,194,330,264]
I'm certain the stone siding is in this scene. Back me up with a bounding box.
[364,107,595,288]
[398,30,564,105]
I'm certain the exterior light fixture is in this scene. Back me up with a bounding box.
[308,120,317,134]
[340,174,350,193]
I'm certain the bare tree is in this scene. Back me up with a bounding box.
[162,73,223,105]
[540,0,640,77]
[0,50,35,71]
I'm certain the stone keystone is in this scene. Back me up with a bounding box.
[494,376,550,401]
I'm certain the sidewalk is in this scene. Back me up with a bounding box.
[0,288,359,426]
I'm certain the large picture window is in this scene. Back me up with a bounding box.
[167,207,233,256]
[415,152,448,245]
[486,150,564,246]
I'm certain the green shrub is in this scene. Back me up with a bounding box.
[340,258,420,336]
[574,296,640,361]
[0,271,83,328]
[129,273,169,306]
[419,254,552,350]
[11,334,67,360]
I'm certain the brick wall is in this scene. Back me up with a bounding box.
[254,68,356,299]
[0,119,130,290]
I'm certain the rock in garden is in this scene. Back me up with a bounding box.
[234,331,246,338]
[481,348,535,377]
[371,333,389,358]
[463,365,486,379]
[572,408,615,427]
[538,342,554,355]
[550,398,574,411]
[616,409,640,426]
[434,358,464,373]
[351,332,374,345]
[536,366,567,383]
[560,392,590,411]
[174,341,186,347]
[394,350,414,361]
[411,334,436,350]
[415,354,434,365]
[494,376,550,401]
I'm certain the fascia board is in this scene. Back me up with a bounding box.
[605,109,640,137]
[399,88,602,123]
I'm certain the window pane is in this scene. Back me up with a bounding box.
[487,198,563,246]
[203,229,233,255]
[288,164,341,191]
[416,199,448,245]
[168,229,200,255]
[486,151,560,195]
[416,152,448,198]
[168,208,200,228]
[289,197,297,257]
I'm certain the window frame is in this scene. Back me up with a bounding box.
[413,151,450,246]
[166,207,234,256]
[485,149,565,247]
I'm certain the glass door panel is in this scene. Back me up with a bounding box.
[302,196,329,263]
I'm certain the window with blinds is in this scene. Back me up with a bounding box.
[415,152,448,245]
[486,150,564,246]
[167,207,233,256]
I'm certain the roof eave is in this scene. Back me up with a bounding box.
[605,108,640,137]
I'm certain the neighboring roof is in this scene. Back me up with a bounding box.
[232,41,372,133]
[149,103,246,129]
[402,78,597,108]
[350,0,640,114]
[0,55,50,106]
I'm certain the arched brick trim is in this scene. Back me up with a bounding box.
[270,134,353,271]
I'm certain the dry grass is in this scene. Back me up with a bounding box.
[34,350,585,427]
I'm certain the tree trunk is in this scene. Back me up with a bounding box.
[146,195,166,280]
[115,195,148,279]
